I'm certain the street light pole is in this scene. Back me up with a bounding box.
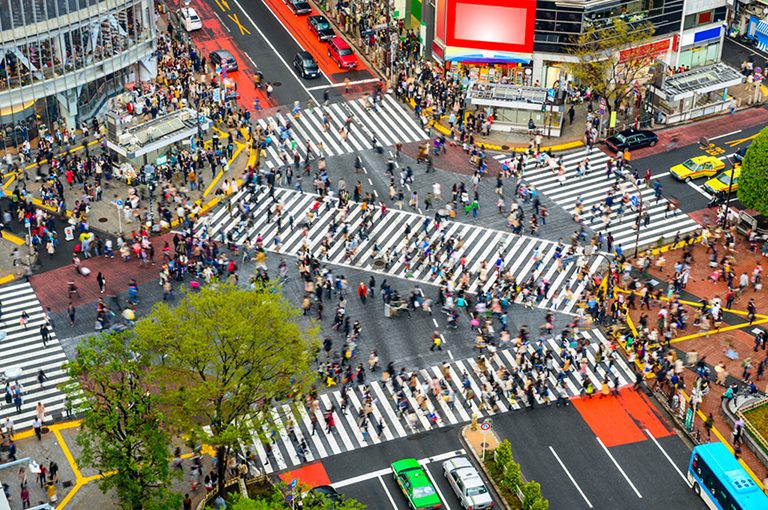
[721,155,735,229]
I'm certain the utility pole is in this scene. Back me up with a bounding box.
[721,155,735,229]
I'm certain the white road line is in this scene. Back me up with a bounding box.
[332,450,465,488]
[425,463,453,510]
[549,446,593,508]
[596,436,643,498]
[710,130,742,141]
[687,180,713,199]
[245,52,257,69]
[378,476,400,509]
[306,78,382,91]
[231,0,315,100]
[448,350,454,360]
[213,11,231,32]
[644,429,691,487]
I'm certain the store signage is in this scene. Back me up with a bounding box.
[445,0,536,54]
[619,38,671,63]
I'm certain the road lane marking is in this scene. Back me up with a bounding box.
[378,476,400,509]
[725,133,759,147]
[710,130,742,141]
[227,12,251,35]
[213,11,231,32]
[332,449,466,488]
[687,180,712,199]
[231,0,315,100]
[549,446,593,508]
[644,429,691,487]
[306,78,382,91]
[425,463,453,510]
[596,436,643,498]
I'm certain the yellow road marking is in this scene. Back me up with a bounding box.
[725,133,759,148]
[228,12,250,35]
[1,230,25,245]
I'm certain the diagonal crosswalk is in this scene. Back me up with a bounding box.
[254,94,426,169]
[245,330,635,474]
[197,186,601,313]
[494,149,701,251]
[0,282,70,428]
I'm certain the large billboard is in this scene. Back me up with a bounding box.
[445,0,536,54]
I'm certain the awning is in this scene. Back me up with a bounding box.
[753,19,768,51]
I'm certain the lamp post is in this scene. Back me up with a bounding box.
[619,175,644,258]
[721,155,735,229]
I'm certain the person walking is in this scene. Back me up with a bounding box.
[40,323,50,347]
[13,393,22,414]
[324,410,335,433]
[67,301,76,326]
[96,272,106,293]
[357,282,368,304]
[430,331,443,351]
[36,369,47,387]
[32,417,42,440]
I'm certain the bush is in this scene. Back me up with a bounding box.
[738,125,768,214]
[486,440,548,510]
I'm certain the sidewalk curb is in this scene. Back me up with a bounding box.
[459,425,511,510]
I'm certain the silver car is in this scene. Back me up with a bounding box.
[443,457,494,509]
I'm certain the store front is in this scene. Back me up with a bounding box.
[676,25,723,70]
[465,83,564,136]
[445,60,534,86]
[648,62,743,124]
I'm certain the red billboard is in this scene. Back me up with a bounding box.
[445,0,536,54]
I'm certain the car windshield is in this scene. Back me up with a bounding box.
[718,173,734,185]
[682,160,700,171]
[413,486,436,498]
[467,486,488,497]
[191,14,200,21]
[304,60,318,69]
[226,58,236,64]
[339,48,353,56]
[316,20,330,29]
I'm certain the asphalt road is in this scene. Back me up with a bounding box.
[294,395,703,510]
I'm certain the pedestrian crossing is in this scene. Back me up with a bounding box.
[244,330,635,474]
[254,94,426,169]
[197,186,602,313]
[494,149,701,251]
[0,282,70,428]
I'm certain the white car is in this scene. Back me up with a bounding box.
[443,457,494,509]
[177,7,202,31]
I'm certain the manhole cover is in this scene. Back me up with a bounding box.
[501,145,509,150]
[63,480,73,488]
[98,217,108,223]
[272,82,282,87]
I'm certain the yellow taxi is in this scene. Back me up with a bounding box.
[704,166,741,194]
[669,155,725,182]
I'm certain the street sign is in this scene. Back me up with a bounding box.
[480,421,491,431]
[156,155,167,166]
[631,195,639,207]
[547,88,555,99]
[291,478,298,490]
[684,407,694,431]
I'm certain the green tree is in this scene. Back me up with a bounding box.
[62,332,180,510]
[569,18,656,119]
[133,283,320,497]
[522,480,548,510]
[737,125,768,213]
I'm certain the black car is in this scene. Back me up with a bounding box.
[293,51,320,79]
[308,15,335,42]
[604,128,658,152]
[285,0,312,15]
[209,49,238,72]
[304,485,341,507]
[734,141,751,162]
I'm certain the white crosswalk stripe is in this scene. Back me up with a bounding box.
[244,331,635,474]
[257,95,426,170]
[197,186,597,313]
[0,282,71,429]
[494,149,701,251]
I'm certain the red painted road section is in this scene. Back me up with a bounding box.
[172,0,272,111]
[279,462,332,488]
[260,0,372,83]
[572,387,672,447]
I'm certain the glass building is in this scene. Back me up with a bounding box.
[0,0,157,147]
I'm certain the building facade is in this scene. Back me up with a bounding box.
[0,0,157,147]
[422,0,727,89]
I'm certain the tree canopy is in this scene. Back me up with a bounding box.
[569,18,656,114]
[133,282,320,495]
[737,126,768,214]
[62,332,181,510]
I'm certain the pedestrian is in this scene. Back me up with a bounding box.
[49,461,59,484]
[40,323,50,347]
[430,331,443,351]
[19,310,28,329]
[32,418,42,440]
[7,440,16,461]
[37,369,47,387]
[96,272,106,293]
[183,493,193,510]
[357,281,368,304]
[67,301,76,326]
[21,484,30,508]
[325,410,335,433]
[13,394,22,414]
[46,481,57,503]
[37,464,46,488]
[568,105,575,125]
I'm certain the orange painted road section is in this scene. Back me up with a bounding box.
[260,0,372,82]
[184,0,272,110]
[572,387,673,447]
[279,462,332,488]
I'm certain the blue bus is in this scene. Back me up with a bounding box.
[688,442,768,510]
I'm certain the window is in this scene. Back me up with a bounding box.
[697,11,712,24]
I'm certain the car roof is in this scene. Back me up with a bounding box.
[331,36,350,48]
[296,50,314,59]
[212,49,234,58]
[309,14,327,21]
[455,467,484,486]
[689,155,714,163]
[393,458,421,472]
